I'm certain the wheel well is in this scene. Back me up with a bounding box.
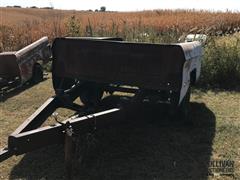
[31,63,43,83]
[34,62,41,66]
[33,62,41,71]
[190,69,197,85]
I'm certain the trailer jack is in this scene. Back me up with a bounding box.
[64,121,74,179]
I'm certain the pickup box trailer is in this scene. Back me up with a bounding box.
[0,37,202,178]
[0,37,51,94]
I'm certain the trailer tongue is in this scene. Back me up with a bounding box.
[0,37,202,177]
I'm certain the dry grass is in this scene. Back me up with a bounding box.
[0,77,239,179]
[0,7,240,179]
[1,8,240,32]
[1,7,240,51]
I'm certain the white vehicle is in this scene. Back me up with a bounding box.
[185,34,207,45]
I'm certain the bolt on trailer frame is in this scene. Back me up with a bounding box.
[0,37,202,177]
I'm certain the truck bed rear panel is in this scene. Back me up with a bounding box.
[52,38,187,91]
[0,53,20,79]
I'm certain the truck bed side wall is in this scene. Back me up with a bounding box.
[52,38,186,92]
[0,37,50,85]
[15,36,50,83]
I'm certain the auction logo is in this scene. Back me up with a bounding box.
[208,159,234,176]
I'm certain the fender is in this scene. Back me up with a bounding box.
[178,41,203,105]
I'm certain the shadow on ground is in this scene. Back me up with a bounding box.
[0,77,48,102]
[10,97,216,180]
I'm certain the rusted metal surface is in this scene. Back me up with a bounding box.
[10,97,59,136]
[64,37,123,41]
[178,41,202,61]
[0,36,50,87]
[15,36,50,83]
[64,122,74,179]
[0,36,203,175]
[0,148,13,162]
[6,105,121,156]
[0,72,122,160]
[0,52,20,79]
[52,38,200,91]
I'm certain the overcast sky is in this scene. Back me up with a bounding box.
[1,0,240,11]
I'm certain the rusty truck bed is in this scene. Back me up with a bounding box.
[52,38,200,91]
[0,37,49,85]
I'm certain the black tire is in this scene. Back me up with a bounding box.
[168,87,191,123]
[31,64,43,84]
[52,76,75,91]
[176,87,191,122]
[79,82,104,107]
[52,77,103,107]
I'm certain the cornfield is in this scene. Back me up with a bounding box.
[1,7,240,50]
[1,7,240,89]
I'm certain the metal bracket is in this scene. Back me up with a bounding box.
[64,121,74,180]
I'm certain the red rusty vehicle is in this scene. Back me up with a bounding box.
[0,37,51,93]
